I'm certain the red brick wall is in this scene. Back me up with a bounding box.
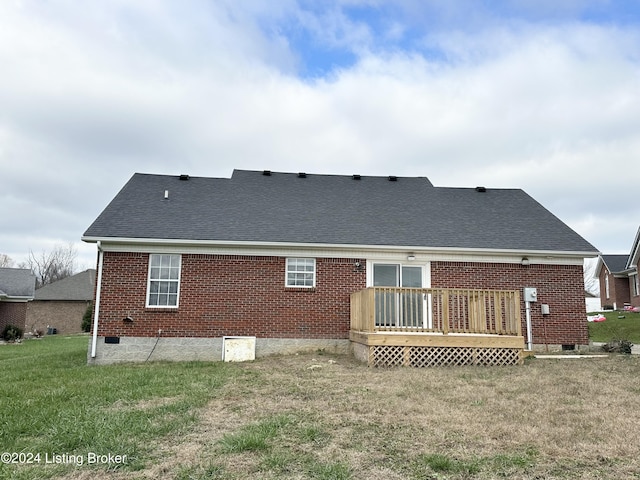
[96,252,366,339]
[613,277,630,308]
[598,267,630,309]
[598,267,608,306]
[95,253,588,346]
[0,302,28,332]
[431,262,588,345]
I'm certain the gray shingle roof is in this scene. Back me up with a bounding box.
[0,268,36,299]
[601,254,630,274]
[34,269,96,301]
[83,170,598,254]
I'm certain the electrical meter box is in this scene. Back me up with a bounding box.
[523,287,538,302]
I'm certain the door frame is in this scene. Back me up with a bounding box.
[366,259,432,328]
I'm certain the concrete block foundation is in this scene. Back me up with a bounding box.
[87,336,350,365]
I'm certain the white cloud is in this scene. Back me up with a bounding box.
[0,1,638,268]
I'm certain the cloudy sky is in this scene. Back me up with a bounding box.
[1,0,639,273]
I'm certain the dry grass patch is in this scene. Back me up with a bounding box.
[57,352,640,480]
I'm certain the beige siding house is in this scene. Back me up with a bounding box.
[27,269,96,334]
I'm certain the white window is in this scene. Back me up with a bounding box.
[147,254,181,307]
[286,258,316,288]
[605,274,610,299]
[632,273,639,297]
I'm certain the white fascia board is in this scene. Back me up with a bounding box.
[593,255,605,279]
[626,226,640,270]
[82,236,597,265]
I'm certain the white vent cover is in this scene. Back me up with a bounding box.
[222,336,256,362]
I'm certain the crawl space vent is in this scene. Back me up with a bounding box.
[222,336,256,362]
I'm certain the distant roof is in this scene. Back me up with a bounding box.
[34,269,96,301]
[600,254,630,274]
[83,170,598,255]
[0,268,36,300]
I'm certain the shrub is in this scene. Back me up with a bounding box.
[602,339,633,354]
[82,302,93,333]
[2,324,24,342]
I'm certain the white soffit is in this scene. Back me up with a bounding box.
[86,237,592,266]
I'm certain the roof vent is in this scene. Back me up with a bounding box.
[262,170,271,176]
[179,174,190,181]
[388,176,398,182]
[298,172,307,178]
[475,186,487,192]
[353,174,361,180]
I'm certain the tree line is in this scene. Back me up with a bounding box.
[0,243,78,288]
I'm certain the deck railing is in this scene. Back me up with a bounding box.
[351,287,522,336]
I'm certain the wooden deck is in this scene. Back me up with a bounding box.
[350,287,525,367]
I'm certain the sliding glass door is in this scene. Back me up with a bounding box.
[373,264,425,328]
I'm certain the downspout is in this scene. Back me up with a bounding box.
[90,241,104,358]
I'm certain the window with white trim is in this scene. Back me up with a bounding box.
[605,274,610,299]
[632,273,639,297]
[286,258,316,288]
[147,254,181,307]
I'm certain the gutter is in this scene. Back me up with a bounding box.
[90,241,104,359]
[0,295,34,302]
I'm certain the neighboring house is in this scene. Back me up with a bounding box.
[592,227,640,310]
[626,227,640,307]
[0,268,36,333]
[26,269,96,335]
[82,170,599,366]
[594,254,632,309]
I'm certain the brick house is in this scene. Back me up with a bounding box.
[593,227,640,310]
[594,254,632,310]
[82,170,598,365]
[26,269,96,335]
[626,227,640,307]
[0,268,36,333]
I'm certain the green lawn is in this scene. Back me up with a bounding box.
[587,310,640,343]
[0,335,239,479]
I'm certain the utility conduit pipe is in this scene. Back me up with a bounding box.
[525,300,533,351]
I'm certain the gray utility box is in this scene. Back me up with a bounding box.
[523,287,538,302]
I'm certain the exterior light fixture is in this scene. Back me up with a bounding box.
[407,254,416,261]
[521,257,530,266]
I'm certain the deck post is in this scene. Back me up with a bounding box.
[514,290,522,337]
[442,290,449,335]
[367,287,376,333]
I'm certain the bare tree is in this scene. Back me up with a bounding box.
[0,254,15,268]
[26,243,78,288]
